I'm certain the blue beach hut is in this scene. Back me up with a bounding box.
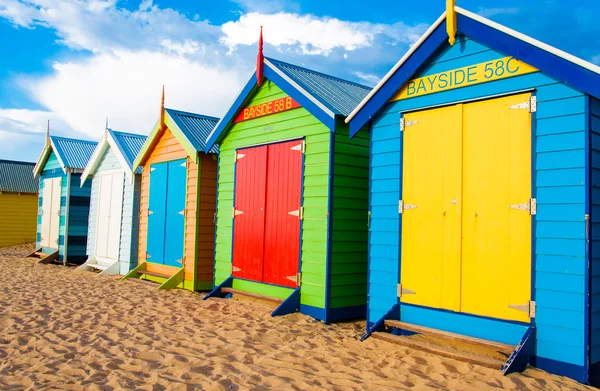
[32,131,97,265]
[78,129,146,275]
[346,2,600,385]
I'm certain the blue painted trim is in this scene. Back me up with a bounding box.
[328,304,366,322]
[263,66,336,131]
[299,304,327,321]
[502,327,536,375]
[457,14,600,99]
[348,20,448,137]
[366,121,374,327]
[205,72,259,152]
[324,127,335,325]
[271,288,300,317]
[534,356,588,384]
[202,276,233,300]
[361,303,400,341]
[585,94,591,376]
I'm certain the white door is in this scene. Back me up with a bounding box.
[41,177,61,249]
[95,171,124,261]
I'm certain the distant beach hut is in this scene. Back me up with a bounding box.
[77,128,146,275]
[203,31,372,323]
[346,2,600,384]
[122,89,219,290]
[0,160,39,247]
[30,129,97,264]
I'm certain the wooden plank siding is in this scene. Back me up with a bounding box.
[213,80,331,307]
[368,37,588,368]
[0,192,38,247]
[196,153,217,290]
[67,173,92,265]
[137,127,201,288]
[590,97,600,364]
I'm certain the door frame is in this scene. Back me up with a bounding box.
[230,137,306,288]
[146,158,188,267]
[94,168,125,263]
[397,90,537,327]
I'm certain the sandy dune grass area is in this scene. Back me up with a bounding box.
[0,244,594,390]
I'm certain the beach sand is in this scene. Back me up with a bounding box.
[0,244,594,390]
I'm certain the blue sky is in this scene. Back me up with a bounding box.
[0,0,598,162]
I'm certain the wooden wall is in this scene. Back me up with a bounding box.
[0,192,38,247]
[196,153,217,290]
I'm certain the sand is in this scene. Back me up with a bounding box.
[0,244,594,391]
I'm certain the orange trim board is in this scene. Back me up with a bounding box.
[234,96,301,123]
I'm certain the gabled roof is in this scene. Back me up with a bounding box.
[346,6,600,136]
[205,58,372,151]
[81,129,147,185]
[166,109,220,154]
[132,108,220,171]
[0,159,38,194]
[33,135,98,177]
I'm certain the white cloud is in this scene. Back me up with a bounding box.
[18,50,245,139]
[221,12,426,55]
[353,72,380,87]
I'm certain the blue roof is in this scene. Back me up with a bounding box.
[266,57,371,117]
[50,136,98,170]
[166,108,220,153]
[108,129,146,170]
[0,159,38,194]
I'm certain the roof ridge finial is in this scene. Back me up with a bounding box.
[446,0,457,45]
[257,26,264,86]
[160,85,165,130]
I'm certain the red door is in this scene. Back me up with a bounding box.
[263,140,303,287]
[232,145,267,282]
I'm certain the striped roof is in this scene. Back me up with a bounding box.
[0,159,38,194]
[108,129,147,170]
[165,109,220,153]
[266,57,372,117]
[50,136,98,170]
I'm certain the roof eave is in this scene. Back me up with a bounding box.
[80,136,109,186]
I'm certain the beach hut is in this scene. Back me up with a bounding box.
[121,91,219,290]
[345,2,600,384]
[77,129,146,275]
[0,160,39,247]
[30,131,97,264]
[203,37,372,323]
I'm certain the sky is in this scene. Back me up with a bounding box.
[0,0,598,162]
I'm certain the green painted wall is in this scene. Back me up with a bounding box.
[330,123,369,309]
[214,79,331,308]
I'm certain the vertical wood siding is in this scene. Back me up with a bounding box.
[368,38,587,368]
[196,153,217,289]
[590,97,600,364]
[0,193,38,247]
[214,80,331,307]
[330,122,369,311]
[138,128,198,285]
[86,146,139,274]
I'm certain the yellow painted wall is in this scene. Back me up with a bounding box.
[0,192,38,247]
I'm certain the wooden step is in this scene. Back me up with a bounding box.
[34,252,47,258]
[221,288,284,304]
[87,263,107,271]
[137,270,172,279]
[384,320,515,355]
[372,332,506,369]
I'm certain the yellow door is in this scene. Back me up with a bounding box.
[400,105,462,311]
[460,93,532,323]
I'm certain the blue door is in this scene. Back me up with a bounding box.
[146,159,186,267]
[164,159,187,267]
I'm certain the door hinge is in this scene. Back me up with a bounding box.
[179,210,185,216]
[509,300,536,318]
[400,118,418,131]
[288,206,304,220]
[509,96,536,113]
[235,152,246,162]
[233,208,244,217]
[397,284,416,298]
[148,210,154,215]
[290,141,306,154]
[508,198,536,215]
[367,211,371,227]
[231,264,241,273]
[399,200,417,214]
[57,208,61,216]
[180,161,186,167]
[287,273,302,286]
[586,214,590,237]
[146,253,152,259]
[175,258,182,264]
[150,167,156,172]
